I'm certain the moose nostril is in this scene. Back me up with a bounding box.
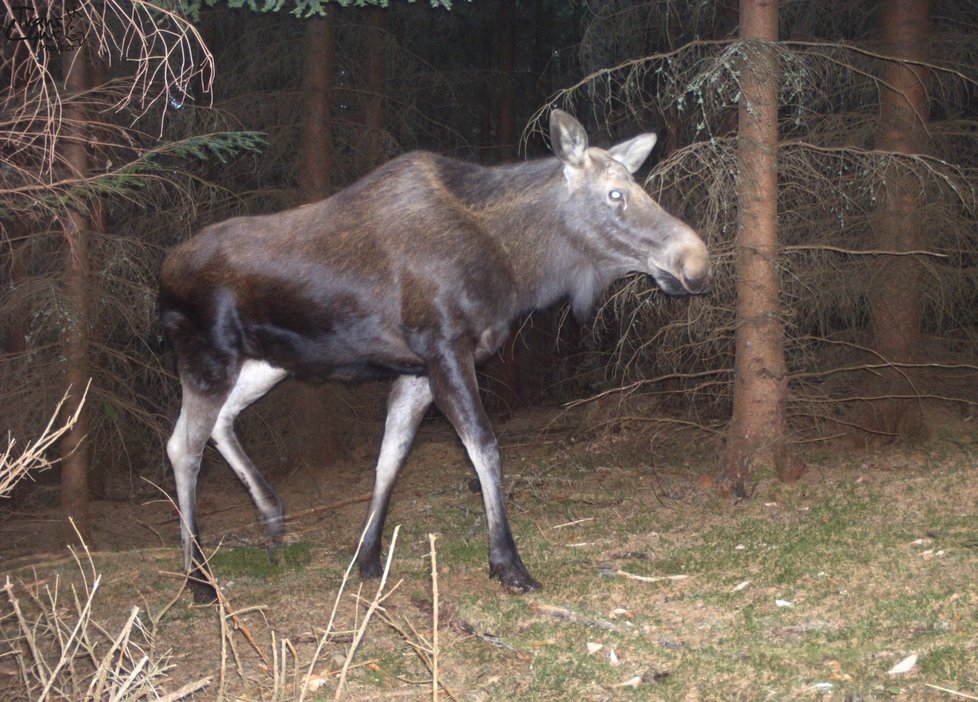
[685,275,711,295]
[683,257,713,292]
[683,258,712,293]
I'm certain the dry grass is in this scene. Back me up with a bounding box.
[0,384,88,500]
[1,533,205,702]
[4,407,977,701]
[0,390,200,701]
[1,491,441,701]
[0,394,430,699]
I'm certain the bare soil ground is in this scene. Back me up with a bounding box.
[2,405,977,701]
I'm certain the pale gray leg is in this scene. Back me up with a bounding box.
[210,360,289,536]
[359,374,434,578]
[166,383,225,602]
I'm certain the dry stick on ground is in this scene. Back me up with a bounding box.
[429,534,438,702]
[135,517,167,546]
[378,533,460,702]
[333,525,402,702]
[377,611,460,702]
[85,605,140,699]
[616,570,690,583]
[144,577,199,678]
[156,677,214,702]
[224,603,272,666]
[150,480,272,675]
[3,520,200,701]
[297,513,375,702]
[212,568,268,698]
[147,480,271,698]
[13,571,98,700]
[923,684,978,701]
[297,659,381,697]
[2,577,47,697]
[271,632,284,701]
[528,602,628,633]
[37,522,101,701]
[156,491,372,531]
[283,492,373,525]
[271,632,306,702]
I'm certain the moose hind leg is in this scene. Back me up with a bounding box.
[211,360,289,541]
[426,341,541,593]
[167,384,226,603]
[359,374,433,579]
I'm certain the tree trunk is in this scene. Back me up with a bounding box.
[298,10,335,203]
[720,0,803,495]
[479,11,493,155]
[863,0,930,442]
[360,7,387,172]
[496,0,517,160]
[291,10,347,470]
[60,47,93,545]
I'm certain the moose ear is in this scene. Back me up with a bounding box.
[608,133,658,174]
[550,110,588,168]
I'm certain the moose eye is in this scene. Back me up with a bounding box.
[608,189,624,203]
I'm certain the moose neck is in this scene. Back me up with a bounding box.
[436,155,615,320]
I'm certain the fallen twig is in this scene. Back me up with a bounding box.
[430,534,439,702]
[528,602,625,633]
[334,525,401,701]
[924,684,978,701]
[157,676,213,702]
[222,603,271,670]
[297,513,375,702]
[456,622,528,656]
[616,570,689,583]
[552,517,595,529]
[3,519,174,700]
[157,491,372,529]
[136,518,166,547]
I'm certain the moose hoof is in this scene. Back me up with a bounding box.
[266,543,285,568]
[489,561,542,593]
[189,579,218,604]
[358,554,384,580]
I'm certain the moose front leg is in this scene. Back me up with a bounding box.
[426,340,541,593]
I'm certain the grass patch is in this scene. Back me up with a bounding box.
[5,435,977,700]
[209,540,312,577]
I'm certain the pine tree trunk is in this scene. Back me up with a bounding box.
[60,47,93,544]
[360,8,386,171]
[496,0,516,159]
[720,0,803,495]
[863,0,930,442]
[479,13,493,153]
[291,11,347,469]
[298,10,335,203]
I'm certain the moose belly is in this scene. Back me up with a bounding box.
[244,316,425,383]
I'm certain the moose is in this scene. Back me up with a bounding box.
[161,110,711,602]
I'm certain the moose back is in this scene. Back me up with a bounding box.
[161,110,712,601]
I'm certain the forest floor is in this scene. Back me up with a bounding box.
[2,404,977,701]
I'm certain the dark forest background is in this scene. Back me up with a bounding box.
[2,0,977,540]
